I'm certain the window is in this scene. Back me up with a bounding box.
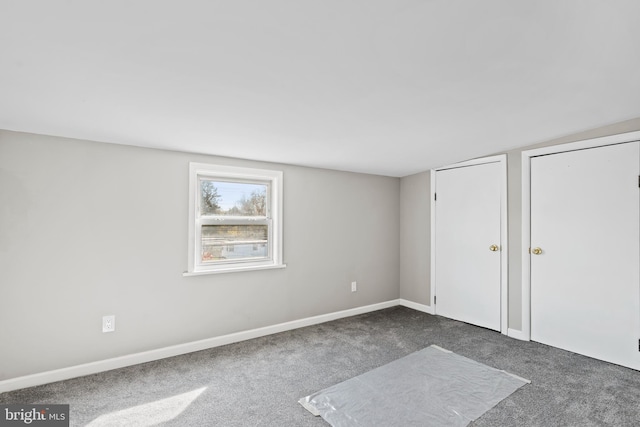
[186,163,284,275]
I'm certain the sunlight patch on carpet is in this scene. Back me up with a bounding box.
[87,386,206,427]
[299,345,529,427]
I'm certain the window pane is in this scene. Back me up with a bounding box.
[200,180,267,216]
[201,224,268,261]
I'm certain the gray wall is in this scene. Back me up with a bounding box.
[399,171,430,305]
[4,116,640,381]
[0,130,400,380]
[399,117,640,331]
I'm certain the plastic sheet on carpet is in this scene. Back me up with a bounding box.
[299,345,529,427]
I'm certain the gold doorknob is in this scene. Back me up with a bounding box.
[489,244,499,252]
[531,247,542,255]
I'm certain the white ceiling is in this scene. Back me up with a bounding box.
[2,1,640,177]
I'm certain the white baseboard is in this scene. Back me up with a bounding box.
[0,299,401,393]
[399,298,435,314]
[507,328,529,341]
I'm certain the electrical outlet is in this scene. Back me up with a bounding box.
[102,315,115,333]
[351,281,357,292]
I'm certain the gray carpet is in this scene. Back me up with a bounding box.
[2,306,640,426]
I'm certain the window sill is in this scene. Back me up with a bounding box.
[183,263,287,276]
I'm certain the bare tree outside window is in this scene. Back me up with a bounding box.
[201,181,267,216]
[236,188,266,216]
[200,181,221,215]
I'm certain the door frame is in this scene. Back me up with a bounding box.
[430,154,508,334]
[521,130,640,341]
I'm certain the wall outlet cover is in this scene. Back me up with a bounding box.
[102,315,115,333]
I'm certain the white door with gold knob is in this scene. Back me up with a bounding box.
[530,141,640,370]
[434,158,504,332]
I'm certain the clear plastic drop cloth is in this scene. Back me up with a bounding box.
[299,345,529,427]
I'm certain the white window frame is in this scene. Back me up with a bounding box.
[184,162,285,275]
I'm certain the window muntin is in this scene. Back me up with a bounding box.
[187,163,283,274]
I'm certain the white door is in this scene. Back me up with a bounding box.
[434,161,502,331]
[530,141,640,370]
